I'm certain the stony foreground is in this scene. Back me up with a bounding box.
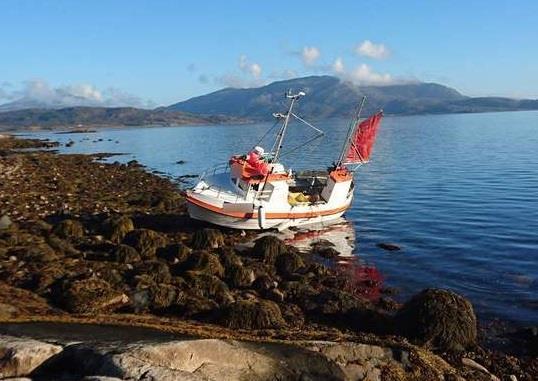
[0,135,536,380]
[0,329,465,381]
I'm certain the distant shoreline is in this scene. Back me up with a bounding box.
[3,108,538,134]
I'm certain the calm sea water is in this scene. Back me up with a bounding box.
[26,111,538,325]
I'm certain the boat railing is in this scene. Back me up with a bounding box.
[198,162,230,181]
[196,162,246,203]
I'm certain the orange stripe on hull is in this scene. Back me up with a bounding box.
[186,195,350,220]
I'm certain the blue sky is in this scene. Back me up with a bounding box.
[1,0,537,107]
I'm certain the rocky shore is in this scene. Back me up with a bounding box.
[0,135,536,380]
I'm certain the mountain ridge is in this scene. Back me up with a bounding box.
[1,76,537,130]
[166,75,538,119]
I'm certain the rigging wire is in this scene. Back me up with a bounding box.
[276,112,325,160]
[291,113,324,135]
[251,119,280,150]
[277,132,325,159]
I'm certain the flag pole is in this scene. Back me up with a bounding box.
[337,96,366,167]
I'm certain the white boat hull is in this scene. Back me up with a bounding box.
[187,200,349,230]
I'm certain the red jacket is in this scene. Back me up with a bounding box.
[246,151,269,176]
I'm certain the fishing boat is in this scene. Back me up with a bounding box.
[186,91,383,230]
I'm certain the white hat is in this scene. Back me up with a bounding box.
[253,146,264,155]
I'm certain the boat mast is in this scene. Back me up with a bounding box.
[273,91,305,162]
[336,96,366,167]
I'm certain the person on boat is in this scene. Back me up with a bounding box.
[246,146,269,176]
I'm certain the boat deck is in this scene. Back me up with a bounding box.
[198,172,247,203]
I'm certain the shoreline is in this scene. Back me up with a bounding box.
[8,128,534,330]
[0,135,536,380]
[2,108,538,135]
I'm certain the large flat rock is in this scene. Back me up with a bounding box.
[0,335,62,378]
[0,327,463,381]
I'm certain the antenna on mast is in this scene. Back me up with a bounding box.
[272,90,306,162]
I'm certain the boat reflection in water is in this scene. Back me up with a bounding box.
[249,218,385,301]
[279,217,356,257]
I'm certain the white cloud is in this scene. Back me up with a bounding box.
[332,62,395,86]
[249,63,262,78]
[212,55,265,88]
[58,83,103,102]
[356,40,390,59]
[102,87,155,108]
[351,64,393,85]
[239,55,262,78]
[301,46,321,66]
[0,79,154,109]
[332,57,345,74]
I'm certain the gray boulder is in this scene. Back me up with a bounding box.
[0,214,12,230]
[0,335,62,378]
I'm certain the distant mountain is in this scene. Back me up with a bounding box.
[2,76,537,130]
[0,107,243,131]
[166,75,538,119]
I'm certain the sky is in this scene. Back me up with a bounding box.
[1,0,537,108]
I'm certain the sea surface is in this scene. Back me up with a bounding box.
[25,111,538,326]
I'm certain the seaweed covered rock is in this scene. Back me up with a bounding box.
[396,288,477,352]
[51,277,128,313]
[191,228,225,250]
[301,288,363,316]
[24,220,53,236]
[93,265,126,288]
[157,243,191,264]
[53,219,84,239]
[276,251,305,277]
[173,291,219,318]
[280,303,305,327]
[185,271,234,305]
[281,280,317,302]
[132,260,172,284]
[121,229,167,259]
[218,247,243,269]
[103,216,134,243]
[220,299,286,330]
[46,235,79,257]
[9,243,59,264]
[113,244,141,264]
[131,280,178,311]
[252,235,287,265]
[346,305,395,335]
[253,274,276,293]
[314,246,340,259]
[151,190,184,211]
[181,250,224,278]
[31,264,67,294]
[227,264,256,288]
[149,283,179,310]
[311,239,340,259]
[129,189,183,211]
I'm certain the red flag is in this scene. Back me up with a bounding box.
[345,111,383,164]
